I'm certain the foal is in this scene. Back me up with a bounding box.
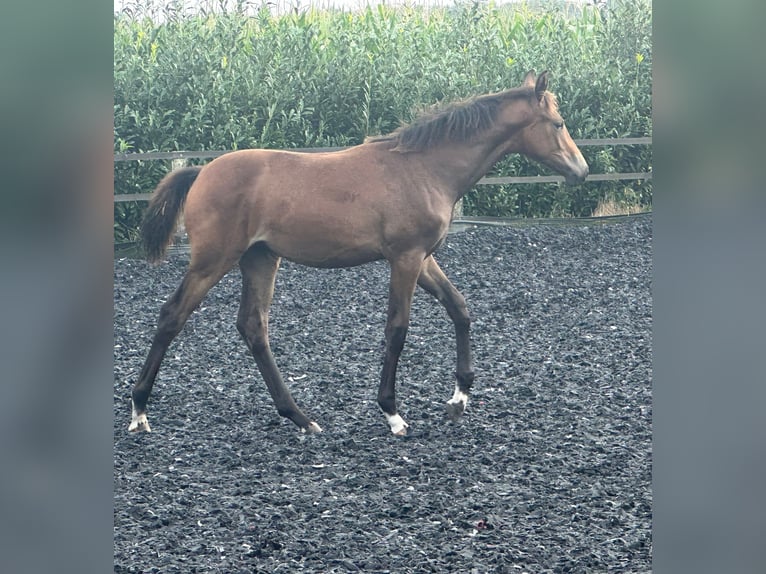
[129,71,588,435]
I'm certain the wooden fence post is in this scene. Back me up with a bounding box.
[171,158,188,243]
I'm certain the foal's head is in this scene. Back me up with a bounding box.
[502,70,589,185]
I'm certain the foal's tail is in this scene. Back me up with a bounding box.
[140,166,202,264]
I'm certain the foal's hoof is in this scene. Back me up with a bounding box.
[446,389,469,421]
[386,413,409,436]
[445,402,464,421]
[302,421,323,434]
[128,414,152,433]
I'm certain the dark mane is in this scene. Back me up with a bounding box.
[367,87,534,152]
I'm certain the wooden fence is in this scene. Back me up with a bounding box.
[114,137,651,203]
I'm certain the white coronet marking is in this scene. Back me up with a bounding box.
[302,421,323,433]
[386,413,409,436]
[129,402,152,432]
[447,387,469,409]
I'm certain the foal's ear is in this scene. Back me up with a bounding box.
[535,71,549,102]
[522,70,536,88]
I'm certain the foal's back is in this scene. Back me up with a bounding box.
[182,143,454,269]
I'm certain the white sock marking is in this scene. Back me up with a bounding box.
[447,386,469,409]
[302,421,323,433]
[386,413,409,435]
[129,401,152,432]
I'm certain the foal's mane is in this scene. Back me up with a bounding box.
[368,86,555,152]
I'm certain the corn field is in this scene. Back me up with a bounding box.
[114,0,652,242]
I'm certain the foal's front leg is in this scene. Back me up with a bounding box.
[378,253,424,435]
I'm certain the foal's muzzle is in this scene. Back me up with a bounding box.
[565,168,588,186]
[564,157,589,185]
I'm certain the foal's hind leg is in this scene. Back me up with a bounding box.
[236,244,321,433]
[130,263,232,432]
[417,255,474,420]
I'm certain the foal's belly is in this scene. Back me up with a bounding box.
[252,226,384,269]
[276,242,385,269]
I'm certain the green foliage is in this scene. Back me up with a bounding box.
[114,0,652,239]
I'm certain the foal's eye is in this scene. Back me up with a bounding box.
[554,121,564,130]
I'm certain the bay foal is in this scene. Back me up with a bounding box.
[129,71,588,435]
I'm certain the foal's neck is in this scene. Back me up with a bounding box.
[420,135,519,204]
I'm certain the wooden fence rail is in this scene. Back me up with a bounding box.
[114,137,651,203]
